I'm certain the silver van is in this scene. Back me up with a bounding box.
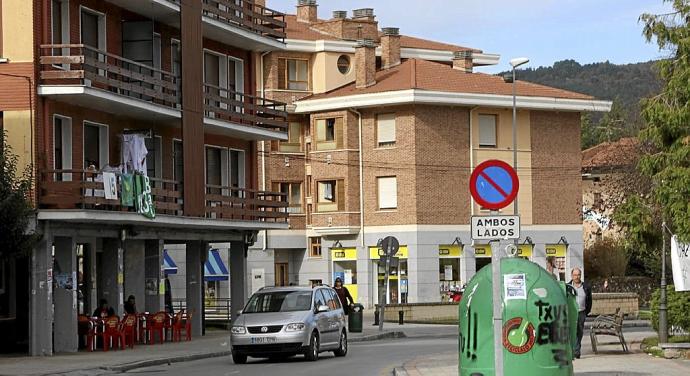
[230,286,348,364]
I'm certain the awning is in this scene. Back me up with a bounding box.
[163,250,178,275]
[205,249,229,281]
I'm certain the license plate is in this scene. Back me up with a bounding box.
[251,337,277,344]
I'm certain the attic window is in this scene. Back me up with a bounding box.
[337,55,350,74]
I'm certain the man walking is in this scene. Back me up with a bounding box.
[568,267,592,359]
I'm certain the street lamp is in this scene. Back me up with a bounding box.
[508,57,529,239]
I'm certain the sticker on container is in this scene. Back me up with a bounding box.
[504,273,527,300]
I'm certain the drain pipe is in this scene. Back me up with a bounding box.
[469,106,478,216]
[260,51,270,250]
[350,108,365,247]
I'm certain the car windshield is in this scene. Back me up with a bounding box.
[243,291,313,313]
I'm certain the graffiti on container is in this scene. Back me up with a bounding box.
[534,300,569,345]
[551,349,570,367]
[460,306,479,360]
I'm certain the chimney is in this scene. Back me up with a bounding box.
[332,10,347,20]
[352,8,375,21]
[296,0,317,23]
[381,27,401,69]
[355,39,376,89]
[254,0,265,7]
[453,50,473,73]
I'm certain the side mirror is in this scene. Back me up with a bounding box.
[236,309,243,316]
[316,305,329,314]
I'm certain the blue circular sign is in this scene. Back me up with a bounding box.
[469,160,520,210]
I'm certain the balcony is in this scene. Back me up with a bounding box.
[202,0,287,51]
[38,169,288,227]
[39,44,288,140]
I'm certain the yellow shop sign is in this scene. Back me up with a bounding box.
[439,245,462,258]
[369,245,408,259]
[545,244,567,257]
[331,248,357,261]
[474,244,491,257]
[518,244,533,257]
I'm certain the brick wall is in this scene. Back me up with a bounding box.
[263,51,313,105]
[310,19,379,42]
[530,111,582,224]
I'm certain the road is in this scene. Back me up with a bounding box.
[126,337,457,376]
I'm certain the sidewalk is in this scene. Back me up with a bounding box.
[394,329,690,376]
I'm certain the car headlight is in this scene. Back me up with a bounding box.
[285,323,306,332]
[231,326,246,334]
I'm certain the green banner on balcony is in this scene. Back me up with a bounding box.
[121,174,134,207]
[135,174,156,219]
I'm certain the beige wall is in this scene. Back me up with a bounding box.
[2,0,34,62]
[471,109,533,224]
[312,52,355,94]
[3,110,34,174]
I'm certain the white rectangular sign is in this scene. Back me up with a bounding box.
[670,235,690,291]
[471,215,520,240]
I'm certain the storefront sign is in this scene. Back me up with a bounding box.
[517,244,533,258]
[545,244,567,257]
[439,245,463,258]
[369,246,408,259]
[331,248,357,261]
[474,244,492,257]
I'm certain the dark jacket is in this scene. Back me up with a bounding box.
[567,280,592,315]
[93,306,115,318]
[334,286,354,314]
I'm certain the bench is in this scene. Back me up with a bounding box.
[590,307,629,353]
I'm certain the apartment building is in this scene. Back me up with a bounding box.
[249,1,612,307]
[0,0,289,355]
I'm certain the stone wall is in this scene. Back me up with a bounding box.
[382,302,459,323]
[591,293,639,317]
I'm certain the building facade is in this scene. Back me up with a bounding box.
[0,0,289,355]
[248,1,612,307]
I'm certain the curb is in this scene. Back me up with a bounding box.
[348,331,407,342]
[100,350,232,372]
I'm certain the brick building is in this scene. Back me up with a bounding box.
[0,0,289,355]
[248,1,612,307]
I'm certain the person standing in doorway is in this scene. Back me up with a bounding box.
[568,267,592,359]
[333,278,354,315]
[546,257,561,281]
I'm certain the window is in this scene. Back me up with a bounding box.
[80,7,105,50]
[377,176,397,210]
[171,40,181,104]
[173,139,183,182]
[83,122,107,169]
[276,182,302,213]
[281,58,308,91]
[478,114,497,147]
[279,122,302,152]
[309,237,322,258]
[337,55,350,74]
[317,179,344,212]
[314,289,328,310]
[53,115,72,181]
[144,136,162,179]
[52,1,69,46]
[315,117,343,150]
[377,113,396,147]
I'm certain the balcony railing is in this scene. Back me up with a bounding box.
[39,169,288,223]
[39,44,180,109]
[202,0,286,40]
[204,83,288,133]
[206,184,288,222]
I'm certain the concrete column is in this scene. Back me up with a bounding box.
[460,245,476,285]
[356,246,371,308]
[84,239,98,315]
[230,241,247,321]
[145,239,164,313]
[124,240,145,312]
[30,227,54,356]
[102,239,124,317]
[407,244,440,303]
[53,237,78,352]
[186,241,206,337]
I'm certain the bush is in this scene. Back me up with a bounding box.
[584,238,628,278]
[650,286,690,333]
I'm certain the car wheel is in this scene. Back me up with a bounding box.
[334,330,348,357]
[232,352,247,364]
[304,331,319,361]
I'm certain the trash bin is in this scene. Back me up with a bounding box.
[458,257,575,376]
[348,304,364,333]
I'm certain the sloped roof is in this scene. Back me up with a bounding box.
[283,15,477,52]
[306,59,594,100]
[582,137,640,171]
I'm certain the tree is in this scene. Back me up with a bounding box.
[637,0,690,242]
[0,131,35,261]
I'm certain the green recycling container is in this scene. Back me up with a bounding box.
[458,257,576,376]
[348,303,364,333]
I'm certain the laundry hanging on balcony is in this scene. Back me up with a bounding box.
[122,133,148,175]
[205,249,229,282]
[134,173,156,219]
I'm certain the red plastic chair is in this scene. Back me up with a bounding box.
[146,312,168,344]
[170,310,185,342]
[121,314,137,349]
[78,315,96,351]
[103,316,124,351]
[182,311,193,341]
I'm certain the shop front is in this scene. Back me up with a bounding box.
[370,246,408,304]
[331,248,358,303]
[474,244,492,272]
[439,244,462,301]
[545,243,568,281]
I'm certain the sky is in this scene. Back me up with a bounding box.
[269,0,673,73]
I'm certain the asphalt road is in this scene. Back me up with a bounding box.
[126,336,457,376]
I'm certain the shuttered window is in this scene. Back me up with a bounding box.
[275,182,302,213]
[478,114,497,147]
[279,122,302,152]
[377,113,396,147]
[286,59,308,90]
[317,179,344,212]
[315,117,343,150]
[377,176,397,209]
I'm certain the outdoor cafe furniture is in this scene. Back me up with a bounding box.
[172,310,193,342]
[78,315,96,352]
[145,311,168,344]
[102,316,124,351]
[121,314,137,349]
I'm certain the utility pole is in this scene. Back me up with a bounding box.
[659,220,668,343]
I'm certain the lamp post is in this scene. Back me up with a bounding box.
[508,58,529,226]
[659,220,668,343]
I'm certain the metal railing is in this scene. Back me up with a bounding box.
[202,0,286,40]
[205,184,288,222]
[203,83,288,133]
[172,298,232,323]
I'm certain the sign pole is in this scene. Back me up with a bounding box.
[380,254,390,332]
[491,238,503,376]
